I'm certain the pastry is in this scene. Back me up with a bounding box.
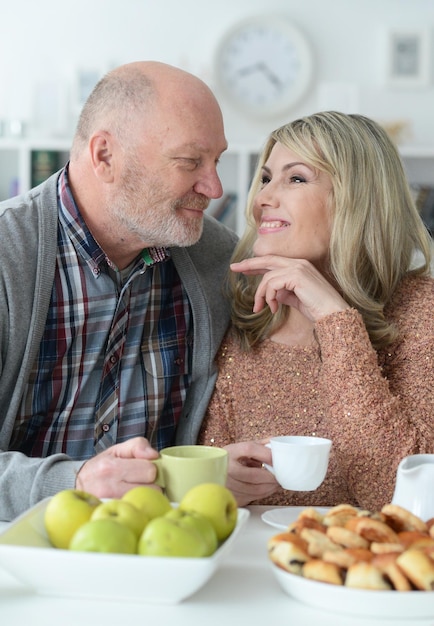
[396,549,434,591]
[323,547,373,569]
[267,502,434,592]
[326,525,369,549]
[322,504,359,528]
[287,516,326,535]
[398,530,434,550]
[268,532,310,575]
[370,541,404,554]
[381,503,428,533]
[371,553,413,591]
[348,517,400,544]
[302,558,343,585]
[300,527,342,558]
[345,562,392,590]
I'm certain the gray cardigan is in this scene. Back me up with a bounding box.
[0,171,238,520]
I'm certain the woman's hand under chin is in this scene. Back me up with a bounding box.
[231,256,350,321]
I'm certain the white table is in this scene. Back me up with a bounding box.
[0,506,432,626]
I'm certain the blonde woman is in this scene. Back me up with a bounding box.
[198,111,434,511]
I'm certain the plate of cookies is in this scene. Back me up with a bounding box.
[267,503,434,618]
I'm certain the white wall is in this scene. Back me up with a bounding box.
[0,0,433,147]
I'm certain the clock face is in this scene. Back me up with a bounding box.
[215,17,314,118]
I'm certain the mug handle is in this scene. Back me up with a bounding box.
[151,458,165,488]
[263,443,274,475]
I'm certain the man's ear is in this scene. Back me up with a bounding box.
[89,131,115,182]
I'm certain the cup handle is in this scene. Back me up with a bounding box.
[263,443,274,475]
[151,458,165,488]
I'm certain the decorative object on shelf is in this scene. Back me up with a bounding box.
[379,119,411,145]
[4,120,26,138]
[386,28,430,88]
[214,16,314,118]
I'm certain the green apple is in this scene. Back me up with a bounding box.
[165,508,218,556]
[121,486,172,520]
[179,483,238,542]
[137,515,208,557]
[69,518,137,554]
[90,499,149,539]
[44,489,102,550]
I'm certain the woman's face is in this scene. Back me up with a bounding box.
[252,141,333,270]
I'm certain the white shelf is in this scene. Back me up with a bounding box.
[399,146,434,158]
[0,138,70,199]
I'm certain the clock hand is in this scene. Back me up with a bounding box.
[237,62,263,76]
[237,62,283,89]
[257,62,283,89]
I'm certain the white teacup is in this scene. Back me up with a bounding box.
[263,435,332,491]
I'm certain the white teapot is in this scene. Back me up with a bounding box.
[391,454,434,521]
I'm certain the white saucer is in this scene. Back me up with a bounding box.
[261,506,330,530]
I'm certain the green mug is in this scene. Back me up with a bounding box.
[152,445,228,502]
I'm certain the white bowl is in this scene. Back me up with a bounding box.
[270,562,434,619]
[0,498,249,604]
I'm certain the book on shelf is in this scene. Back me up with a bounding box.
[31,150,66,187]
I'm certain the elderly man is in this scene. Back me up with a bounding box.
[0,61,237,520]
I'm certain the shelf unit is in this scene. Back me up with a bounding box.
[0,138,70,200]
[1,139,434,236]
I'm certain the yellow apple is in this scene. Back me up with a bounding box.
[44,489,102,549]
[179,483,238,541]
[138,515,208,557]
[121,486,172,520]
[69,518,137,554]
[165,508,218,556]
[90,499,149,539]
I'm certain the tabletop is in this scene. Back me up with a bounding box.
[0,505,433,626]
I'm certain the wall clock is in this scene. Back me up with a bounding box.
[214,16,314,118]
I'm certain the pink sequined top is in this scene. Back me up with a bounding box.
[198,275,434,510]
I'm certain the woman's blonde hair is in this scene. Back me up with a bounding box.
[228,111,432,351]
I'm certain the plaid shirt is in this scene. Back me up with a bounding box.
[12,167,192,458]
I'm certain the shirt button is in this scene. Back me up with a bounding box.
[102,424,110,432]
[110,355,117,364]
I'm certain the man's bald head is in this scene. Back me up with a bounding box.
[71,61,221,159]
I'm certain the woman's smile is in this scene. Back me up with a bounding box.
[258,219,290,234]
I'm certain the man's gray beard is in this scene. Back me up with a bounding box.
[116,204,204,248]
